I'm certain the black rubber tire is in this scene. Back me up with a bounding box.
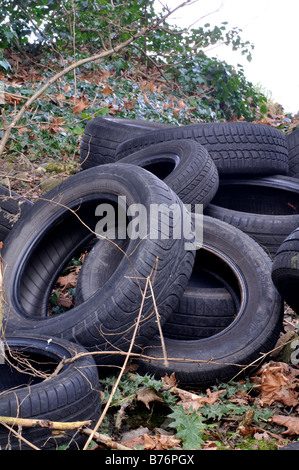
[279,441,299,450]
[115,122,289,176]
[2,163,195,366]
[80,116,172,169]
[286,127,299,176]
[0,186,32,241]
[116,139,219,208]
[204,175,299,258]
[136,216,284,388]
[76,238,236,341]
[271,226,299,313]
[0,334,101,450]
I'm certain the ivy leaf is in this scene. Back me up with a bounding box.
[168,405,206,450]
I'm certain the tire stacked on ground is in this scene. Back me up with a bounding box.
[80,116,172,169]
[115,121,289,176]
[1,163,195,365]
[286,127,299,176]
[204,175,299,258]
[0,115,291,433]
[0,334,101,450]
[272,226,299,314]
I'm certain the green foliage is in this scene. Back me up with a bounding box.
[168,405,207,450]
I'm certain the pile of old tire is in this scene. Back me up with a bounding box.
[0,116,294,402]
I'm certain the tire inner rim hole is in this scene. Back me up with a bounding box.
[137,153,179,179]
[0,350,59,391]
[211,184,299,215]
[162,247,242,341]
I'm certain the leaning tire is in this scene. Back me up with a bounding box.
[80,116,172,169]
[136,216,283,388]
[0,334,101,450]
[117,139,219,208]
[2,163,195,366]
[204,175,299,258]
[115,122,288,176]
[0,186,32,241]
[271,226,299,314]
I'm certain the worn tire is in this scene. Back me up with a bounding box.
[0,186,32,241]
[2,163,195,366]
[271,226,299,313]
[286,127,299,176]
[117,139,219,208]
[0,334,101,450]
[205,175,299,258]
[136,216,283,388]
[80,116,172,169]
[115,122,288,176]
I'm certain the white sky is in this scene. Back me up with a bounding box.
[158,0,299,114]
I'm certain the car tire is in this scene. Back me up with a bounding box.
[117,139,219,208]
[271,225,299,314]
[76,238,237,341]
[136,216,283,388]
[115,122,288,176]
[80,116,172,169]
[2,163,195,366]
[286,127,299,176]
[0,334,101,450]
[204,175,299,257]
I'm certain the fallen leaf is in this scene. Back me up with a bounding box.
[143,433,181,450]
[102,85,114,97]
[63,85,71,93]
[251,361,299,406]
[72,97,88,115]
[56,272,77,290]
[136,388,163,409]
[272,415,299,435]
[57,292,73,308]
[161,372,177,387]
[175,387,226,411]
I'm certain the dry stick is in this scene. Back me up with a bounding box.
[148,277,168,367]
[0,416,91,431]
[0,0,196,157]
[0,420,40,451]
[82,276,150,450]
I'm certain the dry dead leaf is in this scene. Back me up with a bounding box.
[63,85,71,93]
[57,292,73,309]
[136,388,163,409]
[56,272,77,290]
[161,372,177,387]
[143,433,181,450]
[272,415,299,435]
[252,362,299,406]
[102,85,114,97]
[175,387,226,411]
